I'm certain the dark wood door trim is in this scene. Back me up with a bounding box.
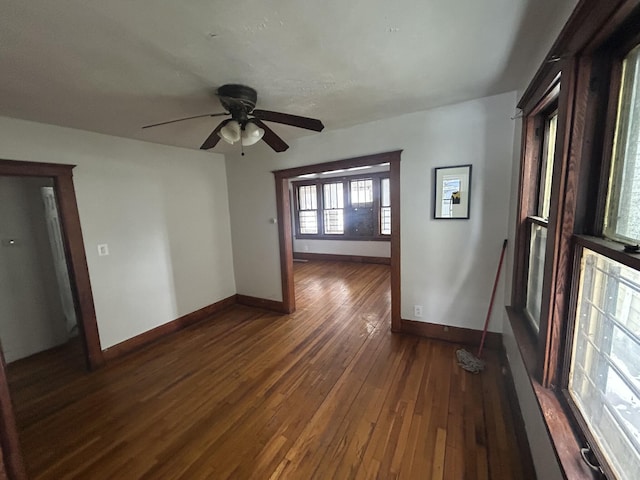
[0,159,104,370]
[273,150,402,329]
[0,350,26,480]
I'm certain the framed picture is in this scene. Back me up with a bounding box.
[433,164,472,219]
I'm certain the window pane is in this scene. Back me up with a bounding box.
[323,210,344,234]
[298,185,317,211]
[299,211,317,234]
[381,178,390,207]
[380,207,391,235]
[539,112,558,219]
[350,179,373,207]
[605,44,640,244]
[569,249,640,480]
[323,183,344,209]
[525,223,547,331]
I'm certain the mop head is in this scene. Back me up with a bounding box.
[456,348,485,374]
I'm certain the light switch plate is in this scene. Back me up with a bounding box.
[97,244,109,256]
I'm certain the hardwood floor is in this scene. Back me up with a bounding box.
[6,261,533,479]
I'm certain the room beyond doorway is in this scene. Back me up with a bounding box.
[273,150,402,331]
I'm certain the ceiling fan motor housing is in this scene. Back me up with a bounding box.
[217,84,258,120]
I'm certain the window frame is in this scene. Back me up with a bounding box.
[295,182,320,235]
[509,3,640,478]
[292,171,391,241]
[518,96,560,334]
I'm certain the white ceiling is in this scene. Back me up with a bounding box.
[0,0,575,152]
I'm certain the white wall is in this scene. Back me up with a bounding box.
[0,177,68,362]
[293,239,390,257]
[227,91,516,332]
[0,116,236,350]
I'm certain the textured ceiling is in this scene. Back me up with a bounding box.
[0,0,576,152]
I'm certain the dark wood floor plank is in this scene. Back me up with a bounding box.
[5,261,532,479]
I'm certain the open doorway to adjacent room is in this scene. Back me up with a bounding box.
[273,151,401,330]
[0,159,103,479]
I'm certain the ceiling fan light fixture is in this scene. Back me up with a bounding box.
[219,120,241,144]
[241,122,265,146]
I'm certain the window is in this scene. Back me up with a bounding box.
[604,44,640,245]
[323,182,344,234]
[511,17,640,477]
[347,178,374,237]
[292,173,390,240]
[563,43,640,479]
[297,184,318,234]
[522,106,559,332]
[380,177,391,235]
[568,247,640,480]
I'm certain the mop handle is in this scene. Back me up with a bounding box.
[477,239,508,358]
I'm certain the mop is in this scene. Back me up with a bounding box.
[456,239,508,374]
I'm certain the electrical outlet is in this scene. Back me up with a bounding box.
[414,305,423,318]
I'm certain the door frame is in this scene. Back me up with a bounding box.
[0,160,104,369]
[273,150,402,331]
[0,159,104,479]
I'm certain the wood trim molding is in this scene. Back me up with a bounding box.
[235,294,287,313]
[0,350,26,480]
[56,174,105,371]
[292,252,390,265]
[273,150,402,330]
[400,319,502,350]
[271,151,400,179]
[389,157,401,332]
[519,0,640,111]
[0,159,74,177]
[274,174,295,314]
[537,57,578,387]
[102,295,236,362]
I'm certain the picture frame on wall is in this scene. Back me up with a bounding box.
[433,164,472,219]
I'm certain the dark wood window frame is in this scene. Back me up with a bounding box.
[515,86,560,336]
[509,1,640,478]
[291,171,391,241]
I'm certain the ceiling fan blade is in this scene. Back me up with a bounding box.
[252,119,289,152]
[252,110,324,132]
[200,119,231,150]
[142,112,228,129]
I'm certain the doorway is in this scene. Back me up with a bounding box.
[273,150,401,331]
[0,159,103,479]
[0,177,79,363]
[0,160,102,369]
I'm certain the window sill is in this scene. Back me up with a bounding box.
[505,306,600,480]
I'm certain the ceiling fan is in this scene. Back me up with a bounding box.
[142,84,324,153]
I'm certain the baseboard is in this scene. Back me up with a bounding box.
[400,318,502,350]
[499,345,537,479]
[292,252,391,265]
[236,294,287,313]
[102,295,236,362]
